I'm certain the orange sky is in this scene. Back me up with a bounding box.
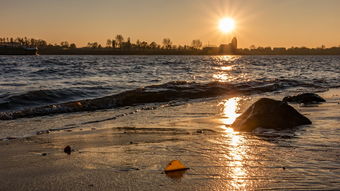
[1,0,340,48]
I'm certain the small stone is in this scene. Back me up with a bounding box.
[36,130,50,135]
[129,141,133,144]
[282,167,286,170]
[88,184,94,187]
[64,145,72,155]
[196,130,203,134]
[41,153,47,156]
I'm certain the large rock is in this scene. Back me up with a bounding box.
[232,98,311,131]
[283,93,325,104]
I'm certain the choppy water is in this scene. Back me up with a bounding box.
[0,55,339,119]
[0,55,340,190]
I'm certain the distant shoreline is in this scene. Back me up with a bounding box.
[2,36,339,56]
[36,48,340,56]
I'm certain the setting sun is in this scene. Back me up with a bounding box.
[219,18,235,33]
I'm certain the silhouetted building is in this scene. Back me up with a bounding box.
[203,46,219,54]
[218,37,238,54]
[219,44,231,53]
[231,37,237,51]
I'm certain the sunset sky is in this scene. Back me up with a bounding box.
[1,0,340,48]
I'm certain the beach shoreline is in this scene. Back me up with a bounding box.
[1,89,339,190]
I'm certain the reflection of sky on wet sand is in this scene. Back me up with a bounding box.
[219,97,249,189]
[219,97,241,126]
[41,92,340,190]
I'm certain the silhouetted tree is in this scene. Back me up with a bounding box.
[191,40,202,49]
[69,43,77,49]
[60,41,69,48]
[140,41,148,49]
[111,40,116,48]
[136,40,141,48]
[123,37,132,49]
[149,41,158,49]
[115,35,124,48]
[106,39,112,48]
[162,38,172,49]
[87,42,99,48]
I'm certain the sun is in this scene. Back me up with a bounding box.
[219,18,235,33]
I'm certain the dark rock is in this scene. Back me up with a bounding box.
[283,93,325,104]
[64,145,72,155]
[196,130,204,134]
[41,153,47,156]
[232,98,311,131]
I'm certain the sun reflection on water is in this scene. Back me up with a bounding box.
[212,56,239,82]
[220,97,241,126]
[220,66,233,71]
[219,97,249,189]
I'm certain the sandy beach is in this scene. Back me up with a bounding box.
[1,89,339,190]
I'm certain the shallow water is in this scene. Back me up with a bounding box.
[0,55,340,190]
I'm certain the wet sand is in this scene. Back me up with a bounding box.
[1,89,340,190]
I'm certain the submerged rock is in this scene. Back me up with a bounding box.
[232,98,311,131]
[283,93,325,104]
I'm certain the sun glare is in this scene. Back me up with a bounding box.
[219,18,235,33]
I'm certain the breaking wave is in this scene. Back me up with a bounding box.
[0,79,326,120]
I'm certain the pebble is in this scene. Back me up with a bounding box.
[196,130,204,134]
[64,145,72,155]
[36,130,50,135]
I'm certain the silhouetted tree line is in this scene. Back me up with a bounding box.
[0,37,77,49]
[101,35,202,51]
[1,35,339,55]
[0,35,202,54]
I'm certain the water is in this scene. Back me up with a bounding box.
[0,55,338,116]
[0,55,340,190]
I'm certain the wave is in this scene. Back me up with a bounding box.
[0,79,325,120]
[0,89,87,112]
